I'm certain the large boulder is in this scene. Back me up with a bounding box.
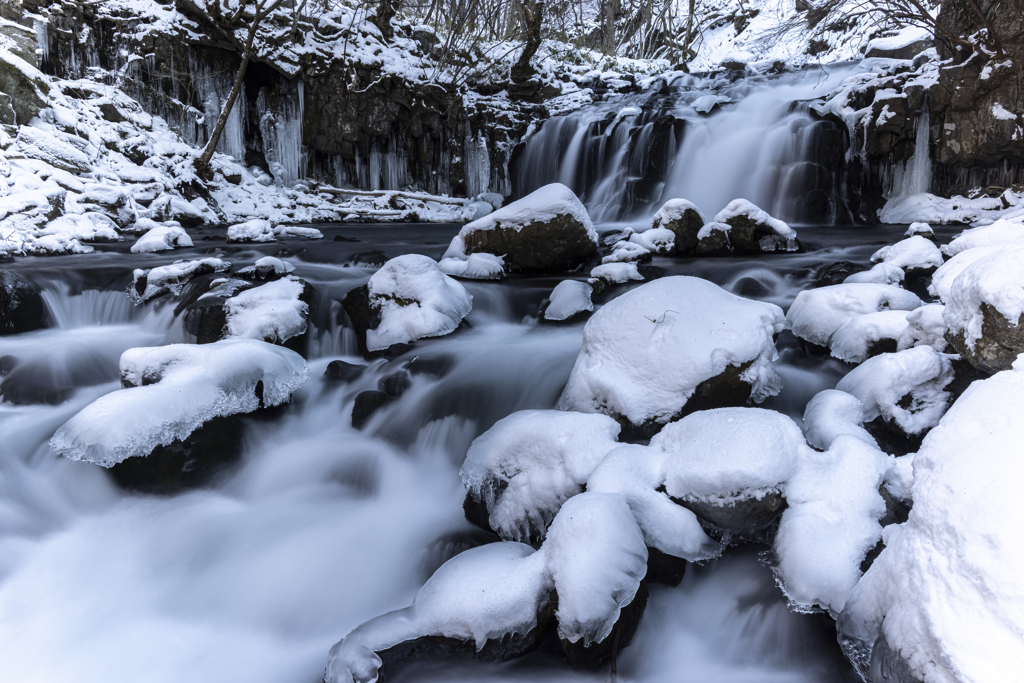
[0,271,46,334]
[441,183,597,274]
[787,283,923,349]
[557,276,785,437]
[651,198,705,255]
[712,199,799,253]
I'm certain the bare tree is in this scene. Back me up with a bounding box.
[511,0,544,82]
[195,0,286,173]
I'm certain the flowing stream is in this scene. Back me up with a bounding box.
[0,219,961,683]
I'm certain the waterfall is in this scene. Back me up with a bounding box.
[512,65,861,224]
[888,105,932,199]
[464,132,490,197]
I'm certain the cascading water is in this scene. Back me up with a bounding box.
[513,66,862,224]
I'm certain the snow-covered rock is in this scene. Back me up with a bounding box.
[897,304,948,352]
[711,199,799,253]
[224,276,310,344]
[870,235,942,271]
[838,360,1024,682]
[589,262,642,283]
[829,310,911,363]
[929,243,1005,301]
[227,219,275,243]
[274,224,323,239]
[131,258,231,302]
[542,280,593,322]
[130,224,193,253]
[460,410,621,544]
[0,270,46,334]
[694,221,733,256]
[941,218,1024,257]
[786,284,923,348]
[803,390,877,451]
[437,252,505,280]
[628,227,674,255]
[843,262,905,285]
[149,194,205,227]
[366,254,472,352]
[602,240,650,263]
[943,243,1024,372]
[652,198,705,255]
[49,339,308,466]
[905,222,934,238]
[17,126,90,173]
[442,183,597,273]
[558,276,785,435]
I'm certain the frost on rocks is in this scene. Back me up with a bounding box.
[437,252,505,280]
[786,284,922,347]
[543,280,593,321]
[941,218,1024,257]
[366,254,473,352]
[870,235,942,271]
[803,390,877,451]
[829,310,911,363]
[131,258,231,302]
[130,224,193,253]
[836,346,954,436]
[558,277,784,433]
[224,276,310,344]
[460,410,621,543]
[838,362,1024,682]
[897,304,948,352]
[49,339,309,466]
[227,219,275,242]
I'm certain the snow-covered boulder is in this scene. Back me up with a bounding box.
[786,284,923,348]
[941,218,1024,257]
[602,240,650,263]
[274,224,323,239]
[0,270,46,334]
[38,214,119,243]
[943,243,1024,373]
[870,235,943,272]
[130,224,193,253]
[49,339,309,467]
[712,199,799,253]
[836,346,953,450]
[652,198,705,255]
[843,262,905,285]
[558,276,785,436]
[223,276,311,345]
[695,222,732,256]
[236,255,295,280]
[17,126,90,173]
[829,310,911,363]
[77,183,134,228]
[149,194,205,227]
[929,243,1004,301]
[627,227,674,255]
[460,410,621,544]
[0,47,49,123]
[838,361,1024,682]
[441,183,597,274]
[897,304,948,352]
[365,254,472,352]
[904,222,933,238]
[589,262,643,284]
[131,258,231,302]
[227,219,275,243]
[541,280,593,322]
[803,390,877,451]
[437,252,505,280]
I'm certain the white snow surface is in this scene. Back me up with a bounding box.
[366,254,473,352]
[840,361,1024,683]
[224,276,309,344]
[227,219,275,243]
[829,310,911,363]
[459,410,621,543]
[437,253,506,280]
[558,276,784,427]
[929,244,1006,301]
[802,390,876,451]
[589,262,643,283]
[835,346,953,436]
[652,198,704,228]
[543,280,593,321]
[844,262,905,285]
[628,227,674,255]
[897,304,948,352]
[49,339,309,466]
[130,225,193,253]
[603,240,650,263]
[871,235,942,270]
[274,224,323,239]
[905,222,933,237]
[786,284,922,347]
[943,243,1024,348]
[942,219,1024,257]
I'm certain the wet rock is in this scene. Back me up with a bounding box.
[0,271,46,334]
[677,491,787,544]
[407,354,455,378]
[652,198,705,255]
[733,276,771,298]
[351,390,393,429]
[645,547,687,587]
[815,261,868,288]
[715,200,799,253]
[560,581,649,670]
[324,360,365,383]
[378,369,412,398]
[946,302,1024,374]
[695,223,732,256]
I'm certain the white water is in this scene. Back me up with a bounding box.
[0,236,867,683]
[515,65,863,223]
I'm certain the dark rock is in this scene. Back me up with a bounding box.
[0,271,46,334]
[98,101,125,122]
[560,581,649,670]
[865,38,933,61]
[864,415,925,457]
[815,261,867,288]
[719,206,798,253]
[332,235,359,242]
[352,390,393,429]
[733,276,771,298]
[324,360,365,383]
[378,369,412,397]
[652,203,705,255]
[460,213,597,273]
[646,547,687,587]
[677,491,787,543]
[0,48,48,123]
[695,224,732,257]
[946,302,1024,374]
[407,354,455,378]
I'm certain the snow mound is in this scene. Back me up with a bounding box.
[274,224,323,239]
[366,254,473,352]
[905,222,933,237]
[870,235,942,270]
[603,240,650,263]
[803,390,876,451]
[224,276,309,344]
[835,346,953,436]
[829,310,911,363]
[628,227,674,255]
[929,244,1005,301]
[943,244,1024,349]
[227,219,275,243]
[652,198,704,226]
[897,304,948,352]
[460,410,621,543]
[589,262,642,283]
[559,276,784,430]
[839,362,1024,682]
[843,262,905,285]
[942,219,1024,257]
[786,284,923,347]
[130,224,193,253]
[132,258,231,302]
[49,339,308,466]
[543,280,593,321]
[437,253,506,280]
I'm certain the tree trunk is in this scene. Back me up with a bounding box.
[685,0,695,55]
[511,1,544,83]
[373,0,397,40]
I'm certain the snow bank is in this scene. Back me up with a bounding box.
[130,225,193,253]
[543,280,593,321]
[224,276,309,344]
[870,235,942,270]
[559,276,784,429]
[839,361,1024,682]
[786,284,922,347]
[366,254,473,352]
[460,410,621,543]
[835,346,953,435]
[943,243,1024,349]
[49,339,308,466]
[227,219,275,243]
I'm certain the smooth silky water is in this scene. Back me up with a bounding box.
[0,217,959,683]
